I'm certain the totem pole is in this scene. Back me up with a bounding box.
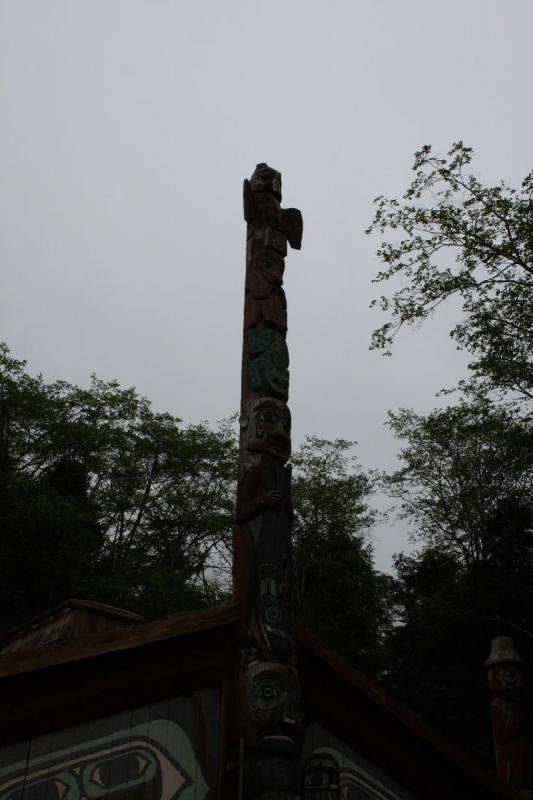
[234,164,303,799]
[485,637,533,797]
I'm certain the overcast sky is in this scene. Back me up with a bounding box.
[1,0,531,570]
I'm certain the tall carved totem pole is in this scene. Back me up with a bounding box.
[234,164,303,799]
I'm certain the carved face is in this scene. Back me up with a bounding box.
[248,250,285,291]
[243,659,301,752]
[302,754,340,800]
[488,663,524,698]
[250,164,282,199]
[242,398,291,461]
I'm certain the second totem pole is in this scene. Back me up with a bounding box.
[234,164,303,798]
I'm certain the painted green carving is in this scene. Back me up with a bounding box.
[249,328,289,400]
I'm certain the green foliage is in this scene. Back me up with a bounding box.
[384,542,533,764]
[368,145,533,764]
[367,142,533,401]
[381,400,532,566]
[0,343,237,631]
[379,401,533,762]
[291,436,391,675]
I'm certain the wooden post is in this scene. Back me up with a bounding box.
[485,636,533,797]
[233,164,303,799]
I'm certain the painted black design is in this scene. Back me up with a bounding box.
[0,692,219,800]
[300,723,419,800]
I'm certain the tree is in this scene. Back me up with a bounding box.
[291,436,391,674]
[379,401,533,763]
[0,343,237,631]
[367,143,533,402]
[381,400,533,567]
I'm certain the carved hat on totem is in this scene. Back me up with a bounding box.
[484,636,524,668]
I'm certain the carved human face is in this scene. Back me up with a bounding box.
[243,660,301,752]
[250,164,282,199]
[488,663,524,698]
[252,249,285,288]
[242,399,291,461]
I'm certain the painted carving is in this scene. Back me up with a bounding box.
[240,398,291,463]
[300,722,419,800]
[244,249,287,331]
[256,561,293,658]
[0,693,219,800]
[485,637,533,793]
[241,398,291,462]
[249,327,289,400]
[302,753,340,800]
[248,163,282,198]
[243,164,303,250]
[242,654,301,750]
[253,457,293,659]
[236,458,292,524]
[236,163,302,797]
[241,652,302,797]
[255,226,288,256]
[247,249,285,291]
[244,290,287,331]
[236,457,293,660]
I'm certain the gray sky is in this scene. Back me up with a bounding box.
[1,0,531,570]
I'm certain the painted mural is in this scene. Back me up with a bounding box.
[301,722,419,800]
[0,690,219,800]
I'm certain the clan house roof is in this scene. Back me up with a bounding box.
[0,601,514,799]
[0,598,143,655]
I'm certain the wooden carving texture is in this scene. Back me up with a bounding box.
[234,164,303,799]
[488,664,533,794]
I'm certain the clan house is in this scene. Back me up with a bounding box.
[0,167,522,799]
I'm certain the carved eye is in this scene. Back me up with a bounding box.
[259,410,278,424]
[84,750,156,797]
[259,684,278,700]
[304,772,330,789]
[252,680,281,709]
[265,606,281,622]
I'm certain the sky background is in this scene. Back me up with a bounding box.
[1,0,531,570]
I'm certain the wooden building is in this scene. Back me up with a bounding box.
[0,599,514,799]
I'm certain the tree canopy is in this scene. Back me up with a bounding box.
[367,144,533,765]
[0,343,237,630]
[292,436,391,674]
[0,346,387,666]
[381,400,532,567]
[367,142,532,402]
[379,401,533,762]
